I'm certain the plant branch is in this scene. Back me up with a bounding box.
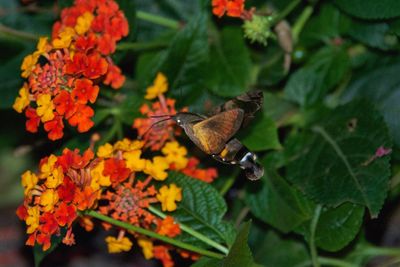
[271,0,302,25]
[148,206,229,255]
[292,6,314,43]
[86,210,225,259]
[136,11,180,29]
[310,205,322,267]
[0,23,38,41]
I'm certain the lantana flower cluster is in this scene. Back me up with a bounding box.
[13,0,128,140]
[16,138,185,266]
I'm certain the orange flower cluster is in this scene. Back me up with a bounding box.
[16,138,186,266]
[212,0,245,17]
[13,0,128,140]
[16,148,98,251]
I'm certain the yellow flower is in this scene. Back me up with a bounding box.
[13,86,30,113]
[90,160,111,191]
[52,27,75,49]
[21,170,38,195]
[40,154,58,179]
[145,72,168,100]
[45,166,64,189]
[138,238,154,259]
[36,94,55,122]
[105,236,133,253]
[26,206,40,234]
[144,156,169,181]
[21,53,39,78]
[157,184,182,212]
[34,37,49,56]
[162,141,188,170]
[75,12,94,35]
[40,189,59,212]
[123,150,146,172]
[97,143,114,158]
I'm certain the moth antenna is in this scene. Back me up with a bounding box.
[138,117,172,140]
[149,114,173,118]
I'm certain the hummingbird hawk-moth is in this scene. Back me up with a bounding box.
[171,90,264,180]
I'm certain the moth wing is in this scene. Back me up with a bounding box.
[192,109,244,154]
[210,90,263,127]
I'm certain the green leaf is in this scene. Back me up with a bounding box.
[193,222,262,267]
[138,13,209,108]
[239,114,281,151]
[249,224,310,267]
[167,172,236,248]
[284,46,350,107]
[334,0,400,19]
[348,20,398,51]
[285,100,392,217]
[300,3,350,47]
[296,203,365,252]
[223,222,262,267]
[207,27,252,97]
[341,62,400,147]
[245,169,313,233]
[33,227,67,267]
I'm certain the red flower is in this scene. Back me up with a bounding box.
[57,177,76,202]
[72,78,99,104]
[55,202,77,227]
[44,115,64,140]
[109,13,129,40]
[153,245,174,267]
[67,104,94,132]
[75,33,97,52]
[83,53,108,79]
[103,158,130,183]
[65,52,88,75]
[73,186,97,211]
[104,64,125,89]
[57,148,94,171]
[54,91,77,118]
[25,107,40,133]
[16,204,28,220]
[40,212,58,235]
[36,232,52,251]
[97,33,116,55]
[212,0,244,17]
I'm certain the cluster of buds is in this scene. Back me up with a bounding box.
[13,0,128,140]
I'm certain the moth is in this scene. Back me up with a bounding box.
[171,90,264,180]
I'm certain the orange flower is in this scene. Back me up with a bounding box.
[67,104,94,132]
[71,78,99,104]
[153,245,174,267]
[103,158,130,184]
[83,53,108,79]
[157,216,181,237]
[212,0,245,18]
[181,157,218,183]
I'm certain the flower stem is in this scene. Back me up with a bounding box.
[310,205,322,267]
[292,6,313,43]
[136,11,180,29]
[0,23,38,41]
[271,0,302,25]
[318,257,358,267]
[117,41,169,52]
[86,210,225,259]
[148,206,229,255]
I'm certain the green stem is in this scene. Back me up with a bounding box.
[86,210,225,259]
[0,23,38,41]
[318,257,358,267]
[148,206,229,255]
[271,0,302,25]
[362,246,400,257]
[117,41,169,52]
[219,175,236,196]
[310,205,322,267]
[136,11,180,29]
[292,6,314,43]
